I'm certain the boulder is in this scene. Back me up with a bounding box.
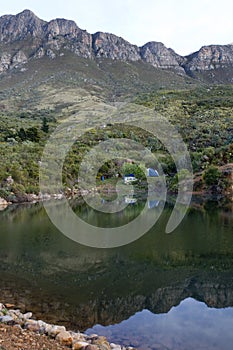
[47,324,66,337]
[0,197,8,206]
[24,320,41,332]
[0,315,14,324]
[86,345,99,350]
[56,330,73,346]
[92,336,111,350]
[72,341,90,350]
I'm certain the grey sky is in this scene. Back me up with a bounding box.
[1,0,233,55]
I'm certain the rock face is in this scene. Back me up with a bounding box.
[0,9,232,77]
[184,44,233,72]
[44,18,80,38]
[0,53,11,72]
[140,41,184,70]
[92,32,140,61]
[0,10,45,43]
[12,50,28,65]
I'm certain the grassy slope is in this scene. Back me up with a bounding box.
[0,53,232,201]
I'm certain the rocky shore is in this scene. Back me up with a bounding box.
[0,197,8,209]
[0,303,135,350]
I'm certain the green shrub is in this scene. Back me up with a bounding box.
[122,162,146,180]
[203,166,221,186]
[0,188,11,200]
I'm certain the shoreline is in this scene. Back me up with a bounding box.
[0,189,232,212]
[1,162,233,209]
[0,302,135,350]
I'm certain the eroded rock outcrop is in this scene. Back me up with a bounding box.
[184,44,233,72]
[92,32,141,61]
[0,52,11,72]
[12,50,28,65]
[0,9,45,43]
[140,41,185,72]
[0,9,232,79]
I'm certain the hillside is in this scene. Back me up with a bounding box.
[0,10,232,203]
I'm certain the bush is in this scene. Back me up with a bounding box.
[121,162,146,180]
[11,183,27,202]
[25,184,39,195]
[203,166,221,186]
[0,188,11,200]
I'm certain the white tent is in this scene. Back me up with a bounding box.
[147,168,159,177]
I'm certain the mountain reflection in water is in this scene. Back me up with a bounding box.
[86,297,233,350]
[0,199,233,350]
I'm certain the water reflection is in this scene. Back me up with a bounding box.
[0,200,233,348]
[148,199,160,209]
[86,298,233,350]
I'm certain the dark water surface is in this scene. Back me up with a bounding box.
[0,199,233,350]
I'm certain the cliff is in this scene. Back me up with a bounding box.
[0,9,233,81]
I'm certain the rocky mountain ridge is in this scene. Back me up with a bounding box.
[0,9,233,80]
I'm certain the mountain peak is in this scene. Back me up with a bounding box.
[0,9,45,43]
[0,9,232,82]
[16,9,37,18]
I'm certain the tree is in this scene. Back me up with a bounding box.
[18,128,27,141]
[41,117,49,133]
[26,127,40,142]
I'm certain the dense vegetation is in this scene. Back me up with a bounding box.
[0,85,232,202]
[0,110,57,201]
[135,85,233,194]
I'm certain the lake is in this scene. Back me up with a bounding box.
[0,198,233,350]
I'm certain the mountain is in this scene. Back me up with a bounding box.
[0,9,233,84]
[0,9,183,71]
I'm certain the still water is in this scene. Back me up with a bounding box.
[0,198,233,350]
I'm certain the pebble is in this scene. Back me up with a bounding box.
[0,302,136,349]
